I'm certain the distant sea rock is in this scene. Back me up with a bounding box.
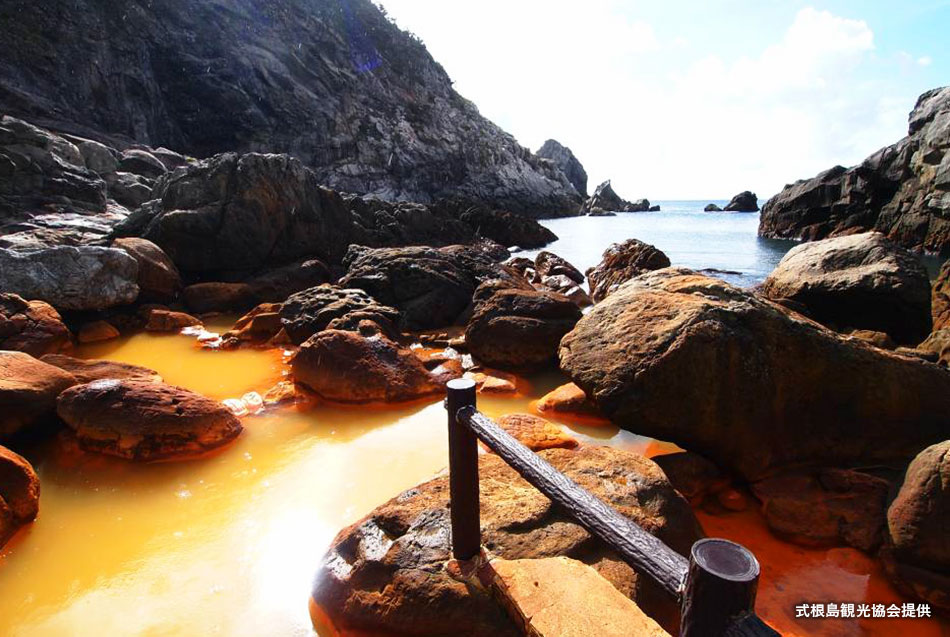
[0,0,580,217]
[760,86,950,254]
[581,180,652,213]
[704,203,723,212]
[723,191,759,212]
[537,139,588,198]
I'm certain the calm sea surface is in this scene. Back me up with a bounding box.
[526,200,945,287]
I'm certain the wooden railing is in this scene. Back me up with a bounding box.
[445,378,780,637]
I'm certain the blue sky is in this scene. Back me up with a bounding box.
[379,0,947,199]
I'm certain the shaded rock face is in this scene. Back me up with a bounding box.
[760,232,933,345]
[0,246,139,311]
[537,139,588,198]
[291,330,441,403]
[56,380,243,461]
[279,284,401,345]
[934,261,950,332]
[112,237,181,302]
[0,294,71,356]
[760,86,950,255]
[581,180,650,214]
[465,286,582,370]
[886,441,950,610]
[340,244,520,330]
[0,445,40,548]
[0,0,580,217]
[919,328,950,367]
[559,269,950,481]
[312,446,702,637]
[0,351,76,441]
[40,354,162,385]
[723,191,759,212]
[586,239,671,303]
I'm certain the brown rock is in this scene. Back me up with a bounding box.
[495,414,578,451]
[885,441,950,609]
[848,329,897,350]
[536,382,603,419]
[752,469,890,552]
[465,370,518,394]
[311,446,702,636]
[78,320,120,343]
[465,286,581,370]
[222,303,283,345]
[761,232,932,344]
[534,251,584,284]
[56,380,243,460]
[0,445,40,548]
[586,239,670,303]
[488,557,670,637]
[40,354,162,384]
[145,309,201,332]
[291,330,442,403]
[0,351,76,440]
[934,261,950,332]
[652,452,724,503]
[112,237,182,302]
[182,282,253,314]
[918,328,950,366]
[559,268,950,481]
[0,293,71,356]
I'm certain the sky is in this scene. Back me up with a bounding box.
[377,0,948,200]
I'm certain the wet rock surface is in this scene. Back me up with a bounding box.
[0,351,76,441]
[586,239,671,302]
[56,380,243,461]
[0,294,71,357]
[761,232,933,344]
[40,354,162,385]
[0,445,40,548]
[279,285,401,346]
[559,268,950,481]
[760,86,950,254]
[312,446,702,636]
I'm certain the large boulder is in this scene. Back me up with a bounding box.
[279,285,401,345]
[112,237,181,302]
[465,286,581,370]
[760,232,932,344]
[0,445,40,548]
[0,351,76,440]
[536,139,588,198]
[759,86,950,255]
[56,380,243,461]
[339,244,520,330]
[311,446,702,637]
[723,191,759,212]
[0,293,71,356]
[40,354,162,384]
[885,441,950,610]
[934,260,950,332]
[291,330,442,403]
[586,239,671,302]
[559,268,950,481]
[0,246,139,311]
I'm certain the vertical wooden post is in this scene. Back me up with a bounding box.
[680,538,760,637]
[446,378,480,560]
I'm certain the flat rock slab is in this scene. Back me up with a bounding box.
[489,556,670,637]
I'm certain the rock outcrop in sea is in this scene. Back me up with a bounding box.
[0,0,581,216]
[723,191,759,212]
[581,180,654,214]
[536,139,589,198]
[760,86,950,254]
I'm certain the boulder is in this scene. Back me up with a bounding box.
[0,445,40,548]
[934,260,950,332]
[291,330,442,403]
[759,87,950,254]
[704,204,722,212]
[465,286,582,370]
[56,380,243,460]
[222,304,284,346]
[919,328,950,366]
[536,139,589,197]
[558,268,950,481]
[0,294,71,356]
[586,239,671,302]
[885,441,950,610]
[0,351,77,440]
[40,354,162,384]
[751,469,890,552]
[0,246,139,311]
[495,414,578,451]
[117,149,167,180]
[145,309,201,332]
[534,251,584,284]
[340,244,519,330]
[279,285,401,345]
[761,232,932,344]
[535,382,604,420]
[652,452,725,504]
[311,446,702,636]
[112,237,182,302]
[723,191,759,212]
[77,320,120,343]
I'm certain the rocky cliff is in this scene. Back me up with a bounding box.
[537,140,588,198]
[759,87,950,255]
[0,0,581,216]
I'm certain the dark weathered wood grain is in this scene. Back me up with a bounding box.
[681,539,763,637]
[446,380,480,560]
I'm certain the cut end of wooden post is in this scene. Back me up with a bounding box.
[447,378,477,392]
[691,538,759,583]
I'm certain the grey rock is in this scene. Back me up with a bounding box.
[117,149,167,180]
[704,203,722,212]
[581,180,650,213]
[537,139,588,197]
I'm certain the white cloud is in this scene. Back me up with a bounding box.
[378,3,921,199]
[918,55,933,66]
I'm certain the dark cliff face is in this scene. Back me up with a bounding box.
[759,87,950,255]
[537,139,588,198]
[0,0,581,216]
